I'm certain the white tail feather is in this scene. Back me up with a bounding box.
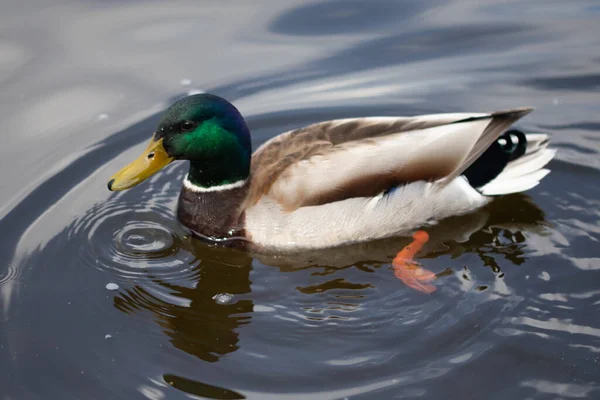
[481,168,550,195]
[479,133,555,196]
[496,149,556,179]
[524,133,550,154]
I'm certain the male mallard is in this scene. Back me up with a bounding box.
[107,93,555,253]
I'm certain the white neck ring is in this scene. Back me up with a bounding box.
[183,174,247,193]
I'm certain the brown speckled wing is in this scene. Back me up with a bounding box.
[246,109,532,211]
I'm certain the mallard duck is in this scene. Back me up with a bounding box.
[107,93,555,253]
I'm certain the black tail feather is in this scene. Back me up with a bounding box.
[463,130,527,188]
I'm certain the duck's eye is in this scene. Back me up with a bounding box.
[181,120,196,132]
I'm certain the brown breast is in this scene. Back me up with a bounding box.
[177,181,250,247]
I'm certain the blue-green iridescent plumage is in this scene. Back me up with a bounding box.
[156,94,251,188]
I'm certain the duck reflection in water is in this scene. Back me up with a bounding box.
[255,193,548,294]
[113,245,253,363]
[111,192,547,363]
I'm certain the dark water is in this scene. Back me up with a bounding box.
[1,1,600,399]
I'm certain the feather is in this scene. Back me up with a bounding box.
[246,113,486,207]
[268,119,490,209]
[480,168,550,195]
[477,132,555,195]
[494,148,556,179]
[439,108,533,184]
[245,177,489,250]
[523,133,551,154]
[246,109,532,210]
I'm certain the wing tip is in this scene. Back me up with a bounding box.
[491,107,535,119]
[453,107,534,125]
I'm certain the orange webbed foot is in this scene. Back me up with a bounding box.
[392,230,437,294]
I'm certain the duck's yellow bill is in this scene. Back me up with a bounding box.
[107,138,173,191]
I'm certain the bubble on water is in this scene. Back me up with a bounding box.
[212,293,234,305]
[105,282,119,291]
[180,78,192,87]
[97,113,109,121]
[104,334,112,339]
[539,271,550,281]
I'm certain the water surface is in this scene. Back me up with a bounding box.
[1,1,599,399]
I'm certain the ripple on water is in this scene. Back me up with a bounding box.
[66,196,196,283]
[0,263,21,286]
[115,221,177,259]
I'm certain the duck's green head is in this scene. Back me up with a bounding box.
[108,93,251,191]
